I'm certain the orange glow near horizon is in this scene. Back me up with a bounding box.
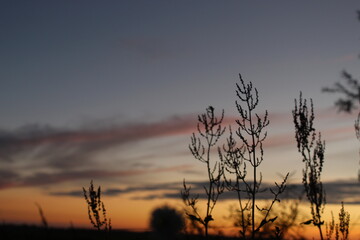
[2,187,360,239]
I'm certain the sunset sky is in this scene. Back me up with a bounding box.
[1,0,360,238]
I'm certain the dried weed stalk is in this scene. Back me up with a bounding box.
[355,113,360,182]
[326,212,335,240]
[35,202,48,229]
[325,202,350,240]
[338,202,350,240]
[221,129,250,238]
[221,75,289,239]
[293,93,326,240]
[182,106,225,238]
[83,180,111,232]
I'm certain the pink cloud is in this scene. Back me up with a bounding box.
[1,106,357,191]
[334,54,357,63]
[0,164,192,190]
[7,115,198,147]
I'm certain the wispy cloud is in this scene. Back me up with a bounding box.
[50,179,360,204]
[0,107,356,191]
[134,179,360,204]
[0,115,197,154]
[0,115,198,164]
[0,115,199,190]
[0,165,191,190]
[51,181,182,197]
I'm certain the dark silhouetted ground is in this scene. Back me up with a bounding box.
[0,223,246,240]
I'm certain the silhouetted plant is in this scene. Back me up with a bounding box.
[149,205,185,240]
[352,121,360,183]
[325,202,350,240]
[326,212,335,240]
[322,11,360,113]
[338,202,350,240]
[83,180,111,232]
[35,202,48,229]
[355,113,360,141]
[221,75,289,240]
[226,198,302,240]
[268,199,302,240]
[221,128,250,239]
[323,11,360,182]
[225,203,250,238]
[182,106,225,238]
[322,70,360,113]
[293,93,326,240]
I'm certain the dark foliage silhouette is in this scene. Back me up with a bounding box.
[322,70,360,113]
[322,11,360,113]
[149,205,185,239]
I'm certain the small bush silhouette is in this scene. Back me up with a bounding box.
[149,205,185,239]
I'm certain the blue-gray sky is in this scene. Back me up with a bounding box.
[1,1,359,128]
